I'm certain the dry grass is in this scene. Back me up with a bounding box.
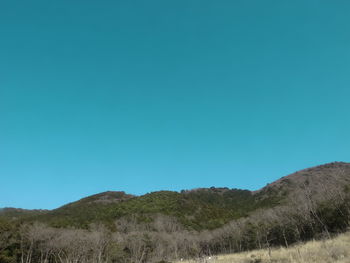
[176,231,350,263]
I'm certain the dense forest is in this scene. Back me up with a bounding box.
[1,162,350,263]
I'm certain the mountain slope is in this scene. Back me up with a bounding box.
[0,208,48,220]
[29,189,263,229]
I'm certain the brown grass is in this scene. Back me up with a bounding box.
[176,231,350,263]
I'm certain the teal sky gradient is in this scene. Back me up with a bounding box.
[1,1,350,209]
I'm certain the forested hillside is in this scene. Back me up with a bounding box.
[1,162,350,263]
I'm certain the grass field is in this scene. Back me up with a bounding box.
[176,231,350,263]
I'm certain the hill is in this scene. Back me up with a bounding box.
[1,162,350,263]
[15,188,263,230]
[0,207,48,219]
[4,162,348,230]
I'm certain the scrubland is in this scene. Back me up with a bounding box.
[178,231,350,263]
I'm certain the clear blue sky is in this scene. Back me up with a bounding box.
[1,1,349,209]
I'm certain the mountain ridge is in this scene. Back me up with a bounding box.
[2,161,349,231]
[4,161,348,211]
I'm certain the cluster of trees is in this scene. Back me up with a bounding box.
[0,215,203,263]
[206,173,350,254]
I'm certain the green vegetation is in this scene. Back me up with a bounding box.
[20,188,283,230]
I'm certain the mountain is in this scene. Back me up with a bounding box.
[2,162,350,230]
[0,207,48,220]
